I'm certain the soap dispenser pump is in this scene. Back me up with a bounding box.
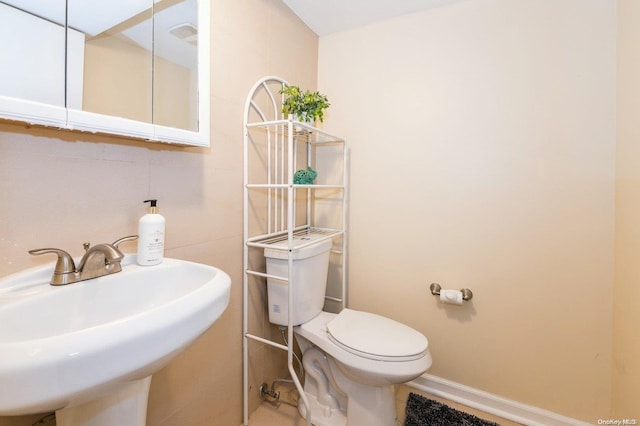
[137,199,165,266]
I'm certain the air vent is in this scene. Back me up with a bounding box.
[169,23,198,46]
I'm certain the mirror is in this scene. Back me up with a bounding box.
[0,0,209,146]
[153,0,199,132]
[68,0,154,124]
[0,1,67,125]
[0,1,66,107]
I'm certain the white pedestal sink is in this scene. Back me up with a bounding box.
[0,256,231,425]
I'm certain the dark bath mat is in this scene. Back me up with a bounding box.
[404,392,500,426]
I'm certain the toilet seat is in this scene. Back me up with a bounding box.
[325,309,428,362]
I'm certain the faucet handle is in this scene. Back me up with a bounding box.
[28,248,77,274]
[112,235,138,249]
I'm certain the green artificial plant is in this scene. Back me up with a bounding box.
[280,85,330,123]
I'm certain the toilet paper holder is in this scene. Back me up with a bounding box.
[429,283,473,301]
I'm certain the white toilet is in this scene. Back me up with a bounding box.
[264,236,432,426]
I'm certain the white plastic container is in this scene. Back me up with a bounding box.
[264,235,332,326]
[137,199,165,266]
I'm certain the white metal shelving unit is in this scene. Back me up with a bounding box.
[242,76,348,426]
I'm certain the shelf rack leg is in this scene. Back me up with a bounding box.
[286,119,312,426]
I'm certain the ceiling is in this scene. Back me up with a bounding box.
[282,0,465,36]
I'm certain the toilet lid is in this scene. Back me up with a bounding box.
[326,309,428,361]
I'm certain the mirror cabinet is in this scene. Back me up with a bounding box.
[0,0,209,146]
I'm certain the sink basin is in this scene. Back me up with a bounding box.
[0,256,231,425]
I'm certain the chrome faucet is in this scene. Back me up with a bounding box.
[29,235,138,286]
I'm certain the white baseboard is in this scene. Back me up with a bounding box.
[407,374,592,426]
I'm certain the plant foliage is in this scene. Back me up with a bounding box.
[280,85,330,123]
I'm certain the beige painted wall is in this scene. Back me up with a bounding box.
[318,0,616,422]
[0,0,317,425]
[614,0,640,418]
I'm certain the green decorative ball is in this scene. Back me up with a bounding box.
[293,167,318,184]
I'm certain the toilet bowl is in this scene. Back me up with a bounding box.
[264,236,431,426]
[295,310,432,426]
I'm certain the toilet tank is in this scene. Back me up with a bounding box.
[264,235,332,326]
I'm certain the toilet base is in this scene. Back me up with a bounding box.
[340,382,397,426]
[298,384,397,426]
[298,393,346,426]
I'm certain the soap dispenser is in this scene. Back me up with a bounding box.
[137,199,165,266]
